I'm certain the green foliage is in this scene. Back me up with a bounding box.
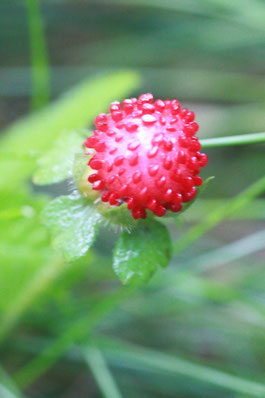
[14,286,135,389]
[33,130,86,185]
[84,347,123,398]
[0,70,140,189]
[1,1,265,397]
[42,194,102,262]
[92,336,265,397]
[113,219,171,284]
[0,189,51,311]
[99,204,138,230]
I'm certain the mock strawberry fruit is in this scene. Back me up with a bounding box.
[84,93,208,219]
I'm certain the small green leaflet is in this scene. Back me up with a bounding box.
[33,130,86,185]
[113,218,172,285]
[42,194,102,262]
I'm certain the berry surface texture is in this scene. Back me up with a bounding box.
[84,93,208,219]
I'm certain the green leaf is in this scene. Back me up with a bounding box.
[33,130,86,185]
[98,203,138,230]
[113,218,171,285]
[0,189,54,314]
[42,194,102,261]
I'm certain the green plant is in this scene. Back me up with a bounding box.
[1,1,265,397]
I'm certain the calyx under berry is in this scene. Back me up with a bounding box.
[83,93,208,219]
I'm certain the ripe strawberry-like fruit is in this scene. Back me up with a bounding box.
[84,93,208,219]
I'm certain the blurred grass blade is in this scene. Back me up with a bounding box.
[0,256,64,344]
[84,347,123,398]
[95,336,265,397]
[0,385,21,398]
[14,286,136,389]
[188,228,265,274]
[25,0,50,110]
[201,131,265,148]
[0,366,24,398]
[173,175,265,254]
[182,199,265,221]
[85,0,206,14]
[89,0,265,32]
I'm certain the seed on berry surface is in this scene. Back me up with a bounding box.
[148,165,159,176]
[132,171,142,183]
[142,114,157,125]
[128,140,140,151]
[147,146,159,158]
[93,180,104,190]
[89,158,104,170]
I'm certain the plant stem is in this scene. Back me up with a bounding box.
[25,0,50,110]
[201,131,265,148]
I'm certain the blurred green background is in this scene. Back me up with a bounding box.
[0,0,265,397]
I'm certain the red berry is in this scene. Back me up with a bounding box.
[85,94,208,219]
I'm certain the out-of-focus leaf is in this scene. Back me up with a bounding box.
[42,194,102,261]
[0,70,140,189]
[113,218,171,285]
[0,190,52,311]
[33,130,86,185]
